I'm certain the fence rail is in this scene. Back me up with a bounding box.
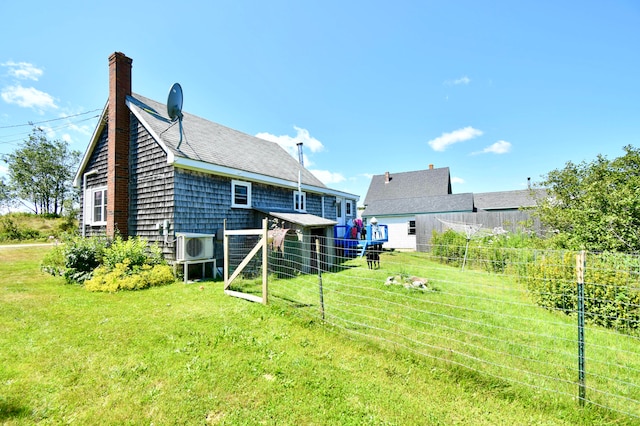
[255,237,640,420]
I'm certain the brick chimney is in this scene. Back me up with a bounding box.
[429,164,434,170]
[107,52,132,238]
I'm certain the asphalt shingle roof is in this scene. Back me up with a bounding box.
[127,94,327,188]
[473,189,546,211]
[363,168,452,206]
[362,193,473,217]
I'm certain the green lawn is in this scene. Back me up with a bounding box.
[0,246,635,425]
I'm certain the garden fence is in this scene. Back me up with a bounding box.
[255,237,640,420]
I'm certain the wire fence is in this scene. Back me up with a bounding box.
[233,237,640,420]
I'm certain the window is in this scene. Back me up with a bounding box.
[336,200,342,219]
[408,220,416,235]
[86,187,107,225]
[346,200,353,216]
[231,180,252,208]
[293,191,306,212]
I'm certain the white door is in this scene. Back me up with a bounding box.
[335,197,345,237]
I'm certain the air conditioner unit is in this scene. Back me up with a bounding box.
[176,232,215,261]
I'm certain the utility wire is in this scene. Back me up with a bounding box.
[0,108,102,129]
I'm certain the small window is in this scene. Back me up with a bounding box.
[336,200,342,218]
[232,180,252,208]
[86,187,107,225]
[294,191,306,212]
[408,220,416,235]
[346,200,352,216]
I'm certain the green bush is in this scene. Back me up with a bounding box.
[102,236,163,270]
[60,236,108,284]
[84,261,175,292]
[0,216,41,241]
[41,235,173,290]
[431,229,467,267]
[520,251,640,331]
[430,229,640,332]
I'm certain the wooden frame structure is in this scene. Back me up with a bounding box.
[223,218,268,304]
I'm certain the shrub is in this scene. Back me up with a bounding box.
[0,216,41,242]
[84,261,175,292]
[41,244,66,276]
[522,250,640,331]
[102,236,163,270]
[60,236,108,284]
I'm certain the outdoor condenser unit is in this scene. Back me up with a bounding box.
[175,233,215,262]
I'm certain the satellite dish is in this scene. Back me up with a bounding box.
[167,83,183,121]
[167,83,184,148]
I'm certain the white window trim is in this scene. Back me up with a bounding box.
[231,180,252,208]
[86,186,107,226]
[293,190,306,212]
[345,200,353,216]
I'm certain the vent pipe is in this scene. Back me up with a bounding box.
[297,142,304,166]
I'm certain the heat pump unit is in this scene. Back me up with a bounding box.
[176,232,215,261]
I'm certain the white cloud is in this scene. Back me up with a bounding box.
[476,140,512,155]
[451,176,465,184]
[2,61,43,81]
[256,126,325,165]
[67,122,94,136]
[445,76,471,86]
[1,84,57,111]
[0,164,8,176]
[310,169,346,185]
[427,126,483,151]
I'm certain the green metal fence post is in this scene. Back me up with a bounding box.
[576,250,586,406]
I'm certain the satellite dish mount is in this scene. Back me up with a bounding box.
[167,83,184,148]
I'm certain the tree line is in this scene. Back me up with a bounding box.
[2,127,640,253]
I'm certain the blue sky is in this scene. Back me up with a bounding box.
[1,1,638,205]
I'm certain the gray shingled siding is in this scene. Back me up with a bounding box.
[129,119,175,259]
[415,211,543,248]
[78,125,109,237]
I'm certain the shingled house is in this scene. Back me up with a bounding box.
[73,52,358,272]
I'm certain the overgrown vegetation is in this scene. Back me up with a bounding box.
[0,212,76,243]
[41,235,175,292]
[431,229,640,333]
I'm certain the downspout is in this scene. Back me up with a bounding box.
[82,170,98,237]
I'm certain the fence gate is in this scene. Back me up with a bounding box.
[223,218,268,304]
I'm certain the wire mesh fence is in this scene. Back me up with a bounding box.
[262,237,640,419]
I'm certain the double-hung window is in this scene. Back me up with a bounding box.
[345,200,353,216]
[86,187,107,225]
[231,180,252,208]
[294,191,306,212]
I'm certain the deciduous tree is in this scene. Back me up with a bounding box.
[1,127,81,215]
[535,145,640,251]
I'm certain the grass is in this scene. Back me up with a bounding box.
[0,246,636,424]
